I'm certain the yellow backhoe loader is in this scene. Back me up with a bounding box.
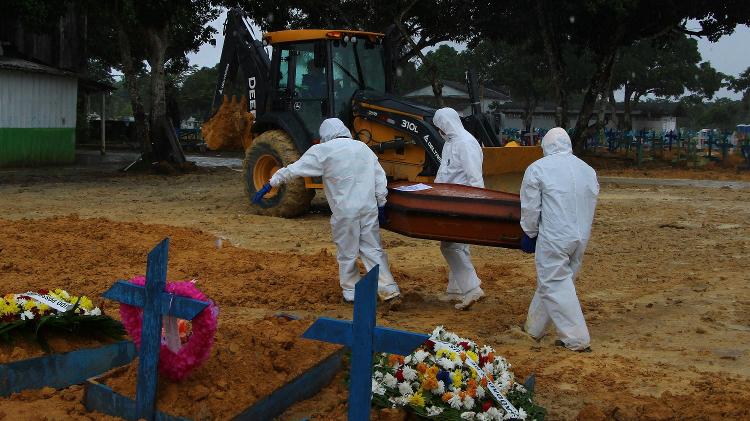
[202,10,542,217]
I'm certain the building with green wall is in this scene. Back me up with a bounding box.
[0,57,78,167]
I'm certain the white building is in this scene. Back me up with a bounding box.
[0,57,78,166]
[497,102,678,132]
[403,80,511,116]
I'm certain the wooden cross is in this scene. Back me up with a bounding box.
[302,265,429,421]
[102,238,209,421]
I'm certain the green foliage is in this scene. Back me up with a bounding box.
[231,0,473,75]
[0,0,71,32]
[614,34,724,101]
[420,45,466,82]
[394,60,424,95]
[0,305,125,352]
[729,66,750,105]
[471,0,750,149]
[178,65,220,120]
[677,98,750,131]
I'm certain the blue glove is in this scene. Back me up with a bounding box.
[252,183,272,204]
[378,206,386,225]
[521,233,536,253]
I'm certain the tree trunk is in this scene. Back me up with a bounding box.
[429,67,444,107]
[147,26,169,125]
[534,0,567,128]
[146,25,171,162]
[622,84,636,132]
[608,89,619,129]
[117,26,153,163]
[522,97,537,132]
[571,49,618,153]
[597,70,614,131]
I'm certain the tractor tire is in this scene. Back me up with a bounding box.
[243,130,315,217]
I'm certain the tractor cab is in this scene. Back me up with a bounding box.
[262,30,387,141]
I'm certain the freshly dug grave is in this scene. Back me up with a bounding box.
[0,215,345,312]
[0,216,346,420]
[103,316,340,420]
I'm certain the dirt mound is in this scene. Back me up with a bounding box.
[201,95,254,151]
[105,316,340,420]
[0,215,343,312]
[577,376,750,420]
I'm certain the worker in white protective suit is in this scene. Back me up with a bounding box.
[254,118,401,303]
[432,107,485,310]
[520,127,599,352]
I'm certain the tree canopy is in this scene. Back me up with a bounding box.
[470,0,750,150]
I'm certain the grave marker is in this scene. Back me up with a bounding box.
[303,265,429,420]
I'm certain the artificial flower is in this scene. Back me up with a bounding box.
[403,366,418,382]
[426,406,444,416]
[383,373,397,388]
[452,369,463,388]
[448,392,463,409]
[372,379,386,396]
[371,327,545,420]
[409,391,425,407]
[435,380,446,395]
[398,381,413,396]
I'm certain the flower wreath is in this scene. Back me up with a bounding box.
[120,276,218,382]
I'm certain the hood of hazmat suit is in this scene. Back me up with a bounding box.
[541,127,573,156]
[432,107,484,188]
[319,118,352,143]
[519,127,599,351]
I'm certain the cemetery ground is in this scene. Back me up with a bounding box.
[0,163,749,420]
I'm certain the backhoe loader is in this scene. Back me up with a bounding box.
[202,10,542,217]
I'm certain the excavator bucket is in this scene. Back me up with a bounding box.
[481,146,543,193]
[201,95,255,151]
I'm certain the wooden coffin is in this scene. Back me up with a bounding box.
[382,182,523,249]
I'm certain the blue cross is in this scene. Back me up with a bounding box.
[302,266,429,420]
[102,238,209,421]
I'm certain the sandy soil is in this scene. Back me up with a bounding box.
[105,317,340,420]
[585,153,750,181]
[0,166,749,420]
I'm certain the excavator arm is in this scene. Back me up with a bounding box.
[203,9,272,150]
[211,9,271,118]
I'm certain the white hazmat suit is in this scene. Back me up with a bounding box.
[432,107,485,310]
[270,118,400,302]
[520,127,599,351]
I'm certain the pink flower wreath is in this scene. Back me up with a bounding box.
[120,276,219,382]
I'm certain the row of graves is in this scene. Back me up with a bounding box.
[1,239,546,420]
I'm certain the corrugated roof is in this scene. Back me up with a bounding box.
[0,56,78,78]
[404,80,512,102]
[0,56,115,92]
[496,100,679,117]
